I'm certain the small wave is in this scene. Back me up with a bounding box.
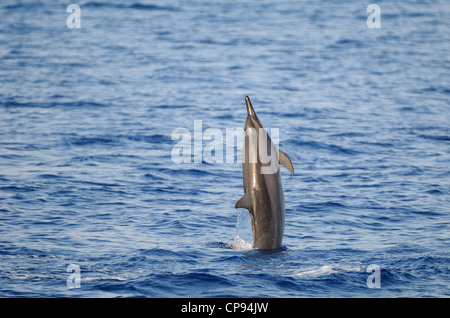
[2,2,43,10]
[0,100,107,108]
[82,2,180,12]
[179,168,218,177]
[65,136,120,147]
[289,263,362,278]
[129,3,179,11]
[292,139,360,156]
[327,38,366,49]
[292,265,337,278]
[0,185,36,193]
[82,276,128,282]
[417,134,450,142]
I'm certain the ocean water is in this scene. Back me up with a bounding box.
[0,0,449,298]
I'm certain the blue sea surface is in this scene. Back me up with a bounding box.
[0,0,449,297]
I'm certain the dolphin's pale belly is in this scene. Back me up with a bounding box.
[248,172,285,250]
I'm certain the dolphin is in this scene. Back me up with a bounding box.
[235,96,294,250]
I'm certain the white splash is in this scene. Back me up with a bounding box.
[228,210,253,250]
[227,235,253,250]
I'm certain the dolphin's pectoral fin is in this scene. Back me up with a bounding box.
[278,148,295,175]
[235,194,252,210]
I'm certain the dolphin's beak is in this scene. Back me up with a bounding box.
[245,96,256,117]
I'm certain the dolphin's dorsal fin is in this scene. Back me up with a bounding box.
[235,193,252,210]
[279,148,295,175]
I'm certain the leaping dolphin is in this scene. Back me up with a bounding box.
[235,96,294,250]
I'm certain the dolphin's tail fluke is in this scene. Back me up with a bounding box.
[245,96,256,117]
